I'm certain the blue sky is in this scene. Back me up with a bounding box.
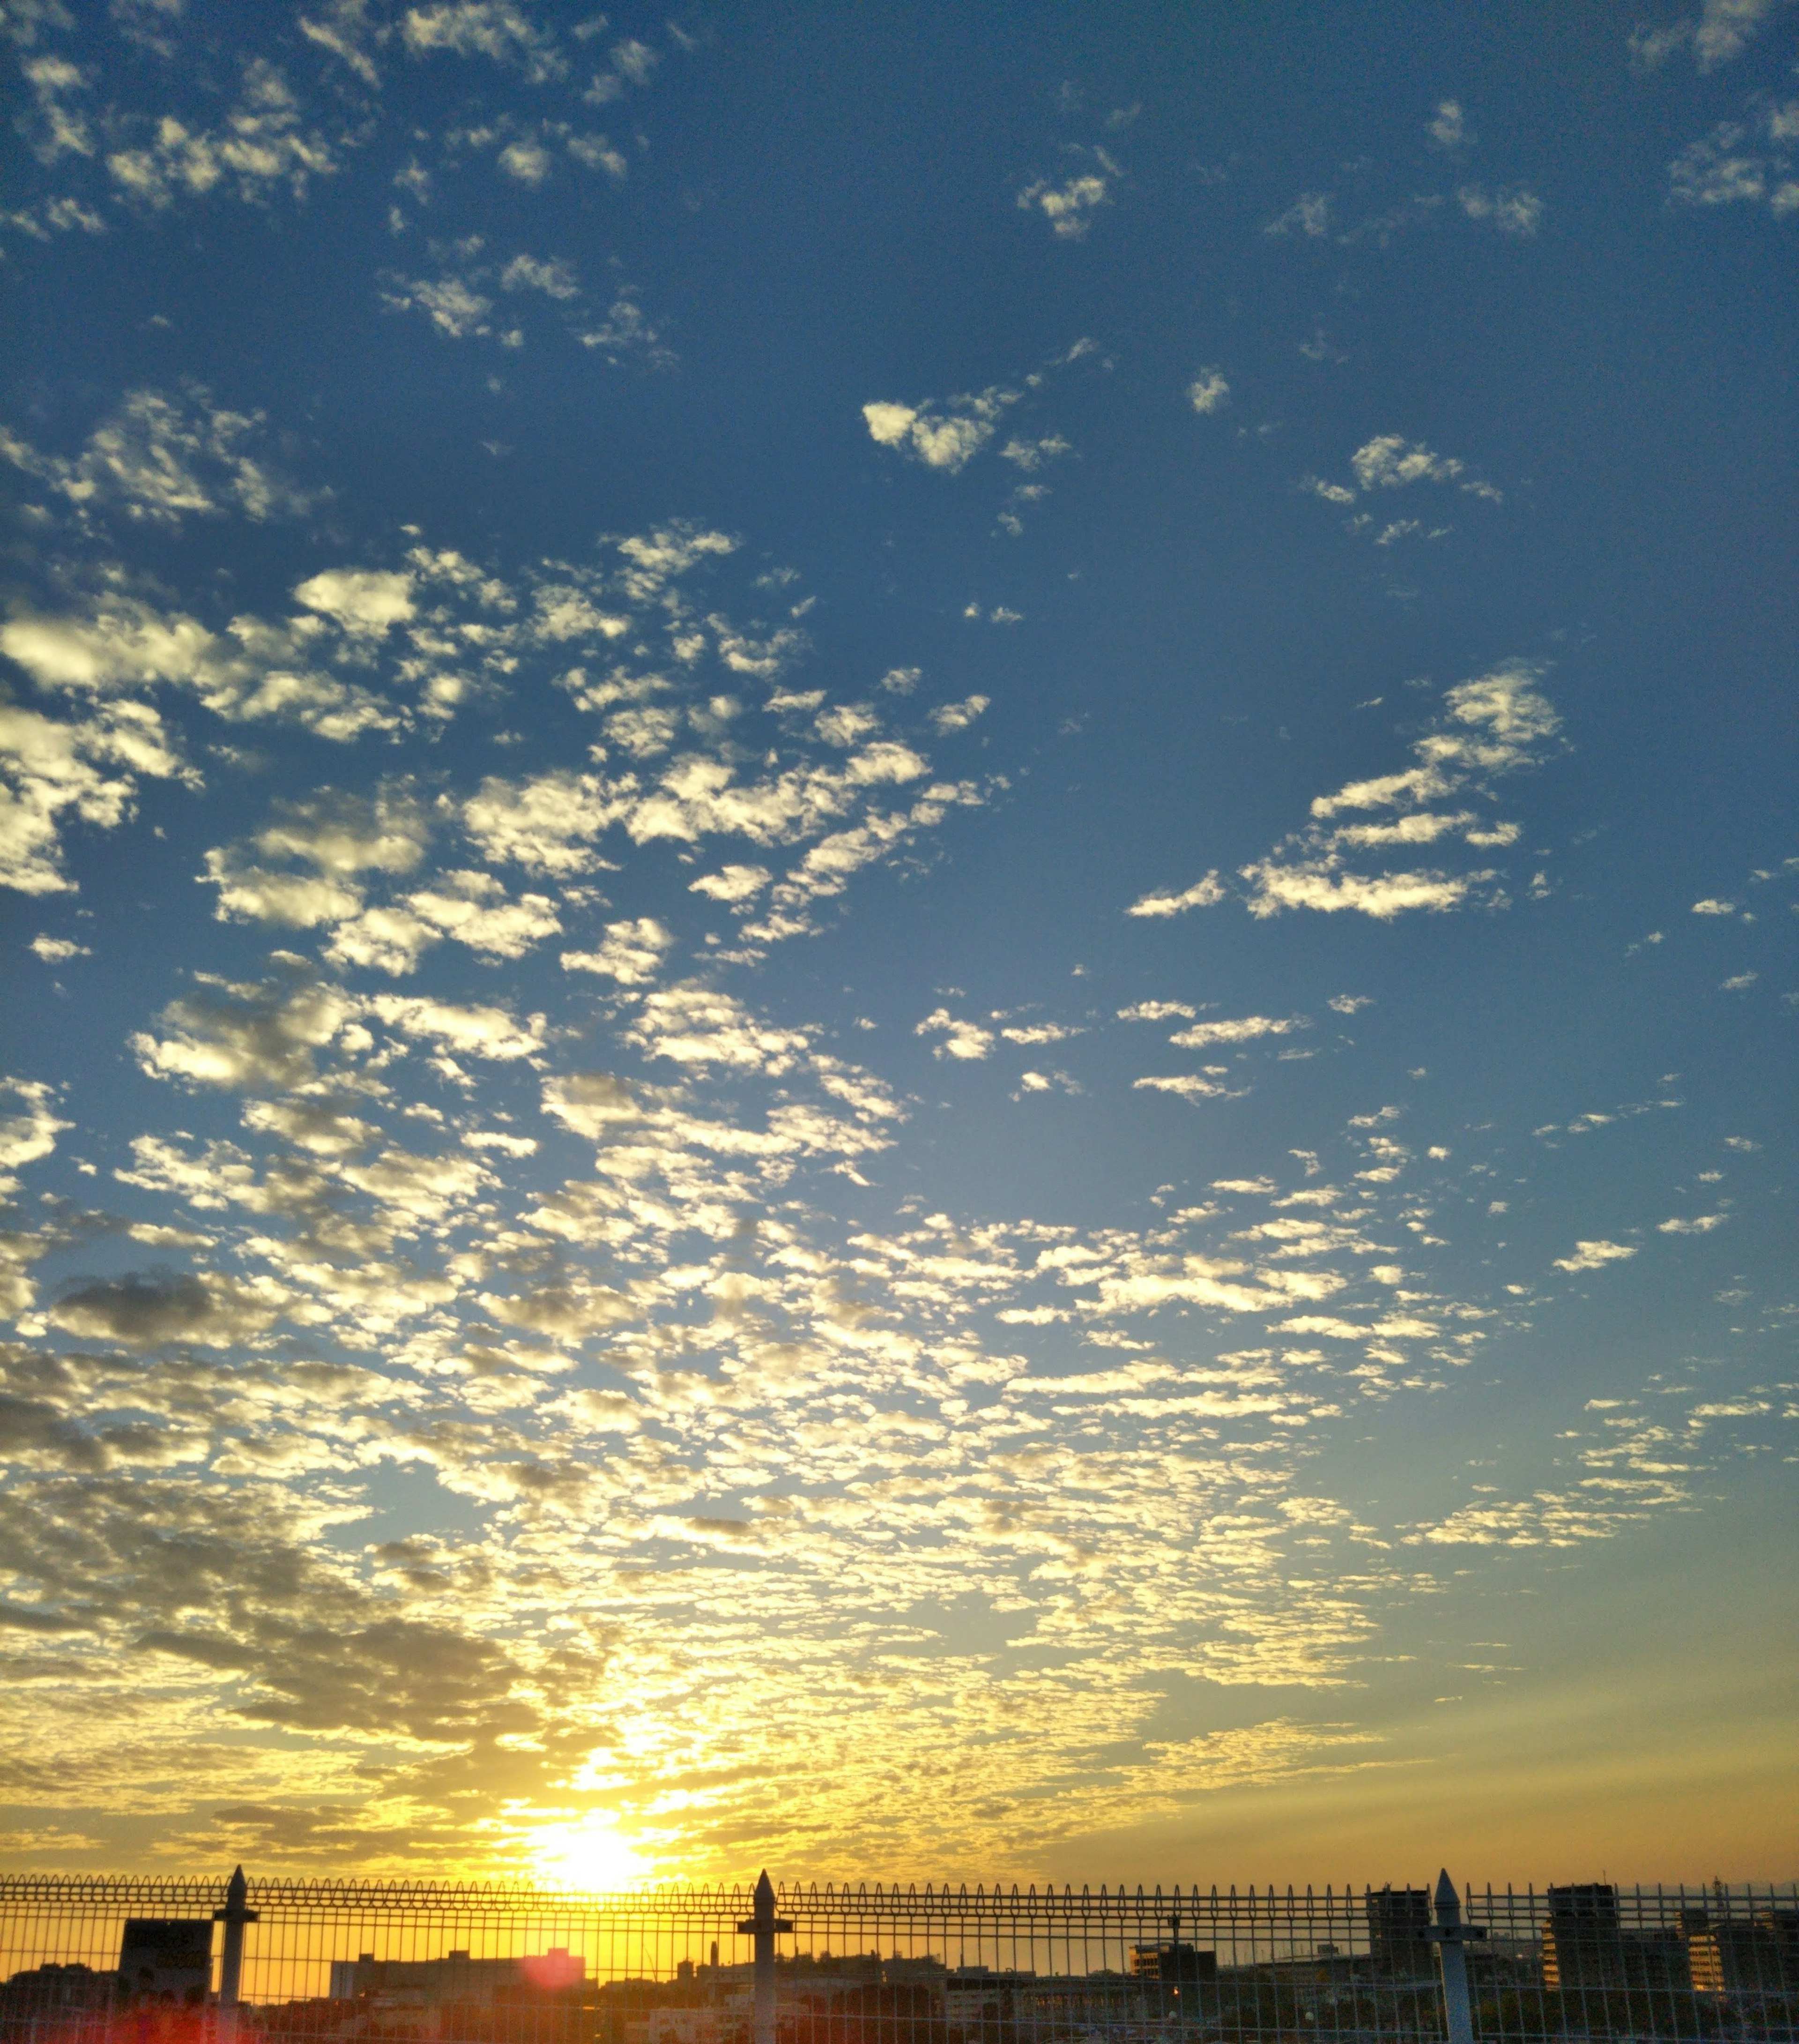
[0,0,1794,1883]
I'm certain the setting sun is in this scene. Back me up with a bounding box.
[521,1814,657,1894]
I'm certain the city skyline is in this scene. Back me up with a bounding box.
[0,0,1794,1884]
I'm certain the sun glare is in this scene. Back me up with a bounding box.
[525,1813,656,1892]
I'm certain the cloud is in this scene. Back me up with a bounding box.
[1187,370,1230,414]
[462,771,629,876]
[1168,1015,1306,1047]
[1117,1000,1196,1021]
[49,1269,286,1349]
[1658,1212,1727,1234]
[27,934,89,961]
[915,1008,994,1060]
[106,61,338,208]
[928,695,989,734]
[1352,436,1465,489]
[1132,1074,1246,1102]
[1,388,316,527]
[401,2,565,82]
[1266,192,1333,238]
[293,570,416,635]
[1125,872,1224,918]
[1456,185,1544,235]
[862,389,1018,472]
[1633,0,1788,69]
[1691,897,1737,914]
[1,590,402,742]
[1017,172,1109,239]
[561,917,676,985]
[130,959,357,1091]
[0,1078,71,1195]
[368,995,545,1061]
[1552,1239,1638,1273]
[688,864,770,902]
[327,871,561,973]
[1233,664,1560,920]
[0,694,196,895]
[1427,99,1468,149]
[1668,103,1799,213]
[501,253,580,298]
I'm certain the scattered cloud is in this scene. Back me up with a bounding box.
[1126,872,1225,918]
[1552,1239,1638,1273]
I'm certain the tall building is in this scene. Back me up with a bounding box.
[1541,1887,1688,1993]
[1365,1889,1434,1977]
[1685,1911,1799,1995]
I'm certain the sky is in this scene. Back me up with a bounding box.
[0,0,1795,1891]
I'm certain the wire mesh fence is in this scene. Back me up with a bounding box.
[0,1875,1794,2044]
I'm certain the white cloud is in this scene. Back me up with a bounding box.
[915,1007,994,1060]
[560,917,676,985]
[0,694,196,895]
[1017,172,1109,239]
[28,934,89,961]
[369,994,544,1061]
[1636,0,1789,69]
[928,695,989,734]
[1117,1001,1196,1022]
[1352,435,1465,488]
[1691,898,1737,914]
[1266,192,1333,238]
[294,569,416,636]
[1187,370,1230,414]
[1125,871,1224,918]
[1,389,315,527]
[500,254,580,298]
[0,1077,71,1194]
[1328,994,1372,1014]
[1169,1015,1305,1048]
[1132,1073,1249,1102]
[462,771,627,876]
[1552,1239,1638,1273]
[1427,99,1467,149]
[862,389,1018,472]
[1668,104,1799,213]
[106,61,337,209]
[1457,185,1544,236]
[1239,664,1560,921]
[498,138,552,185]
[401,3,565,81]
[1,592,402,742]
[688,864,771,902]
[1658,1212,1727,1233]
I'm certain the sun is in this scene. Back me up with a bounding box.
[523,1811,656,1891]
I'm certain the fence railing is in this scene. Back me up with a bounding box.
[1,1872,1794,2044]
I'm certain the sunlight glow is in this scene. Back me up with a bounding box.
[523,1812,656,1892]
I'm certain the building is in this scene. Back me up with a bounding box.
[1541,1887,1689,1993]
[1685,1910,1799,1995]
[1126,1942,1218,1986]
[1365,1889,1434,1977]
[328,1950,587,2005]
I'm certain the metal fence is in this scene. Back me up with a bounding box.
[1,1872,1794,2044]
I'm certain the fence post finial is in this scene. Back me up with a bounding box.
[212,1865,259,2044]
[1427,1868,1483,2044]
[737,1871,792,2044]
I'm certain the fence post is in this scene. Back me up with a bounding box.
[1427,1869,1483,2044]
[211,1866,259,2044]
[736,1871,792,2044]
